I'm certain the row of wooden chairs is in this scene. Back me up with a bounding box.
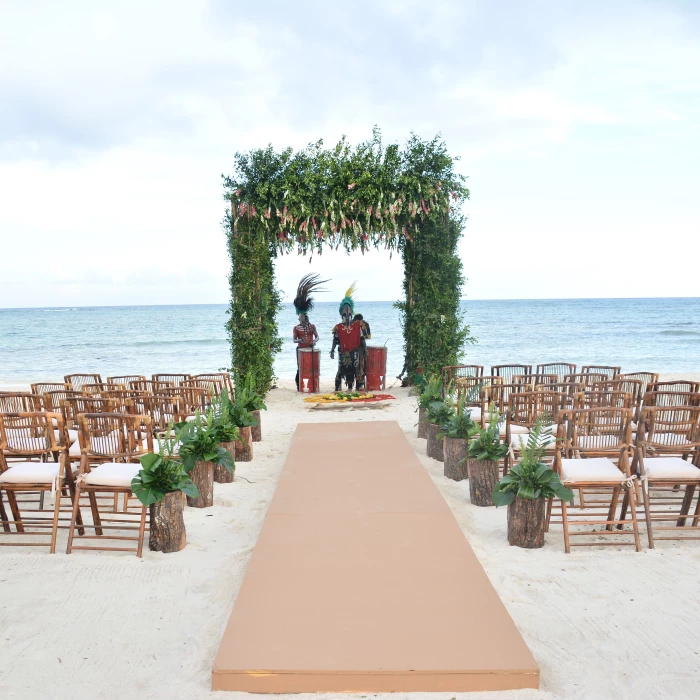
[54,372,234,394]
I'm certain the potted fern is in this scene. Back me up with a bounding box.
[177,410,235,508]
[240,374,267,442]
[424,399,455,462]
[465,404,508,506]
[492,416,574,548]
[131,436,198,553]
[416,375,442,439]
[209,389,239,483]
[437,397,479,481]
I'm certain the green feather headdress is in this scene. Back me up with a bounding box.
[338,282,356,316]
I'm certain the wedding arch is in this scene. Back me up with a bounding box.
[222,128,471,396]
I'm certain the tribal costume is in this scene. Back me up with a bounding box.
[330,283,367,391]
[293,274,327,390]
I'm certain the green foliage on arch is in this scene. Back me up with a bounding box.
[223,129,472,396]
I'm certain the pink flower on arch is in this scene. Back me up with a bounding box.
[348,183,356,189]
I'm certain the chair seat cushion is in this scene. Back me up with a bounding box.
[0,461,77,484]
[642,457,700,480]
[83,462,142,487]
[561,458,624,483]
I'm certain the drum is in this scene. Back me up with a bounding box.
[298,348,321,394]
[365,345,387,391]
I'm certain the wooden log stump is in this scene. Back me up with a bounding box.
[214,441,236,483]
[444,437,468,481]
[251,410,262,442]
[426,423,444,462]
[149,491,186,552]
[417,406,427,439]
[187,460,214,508]
[468,458,499,507]
[507,497,546,548]
[235,426,253,462]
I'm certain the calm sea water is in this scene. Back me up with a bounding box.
[0,298,698,385]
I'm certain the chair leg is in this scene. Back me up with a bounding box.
[6,492,24,533]
[626,485,642,552]
[50,486,61,554]
[67,480,85,536]
[66,482,84,554]
[561,498,571,553]
[676,485,695,527]
[136,505,147,558]
[545,497,553,532]
[0,491,11,533]
[644,482,655,549]
[606,486,621,531]
[88,491,103,536]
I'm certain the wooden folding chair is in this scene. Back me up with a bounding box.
[30,382,70,395]
[563,372,607,389]
[512,373,557,389]
[107,375,146,387]
[66,413,153,556]
[64,373,103,391]
[441,365,484,398]
[152,373,191,387]
[129,379,172,394]
[648,380,700,395]
[182,377,225,397]
[552,407,641,552]
[128,395,185,436]
[581,365,620,379]
[0,412,79,553]
[635,406,700,548]
[619,372,659,396]
[161,386,210,416]
[194,373,235,395]
[536,363,577,381]
[454,376,500,422]
[491,364,532,385]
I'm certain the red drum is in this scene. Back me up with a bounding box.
[298,348,321,393]
[365,345,387,391]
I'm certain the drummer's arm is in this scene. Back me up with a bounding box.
[312,324,319,344]
[330,327,339,358]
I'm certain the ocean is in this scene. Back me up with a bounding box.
[1,298,699,385]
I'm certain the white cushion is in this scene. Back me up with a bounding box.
[0,461,77,484]
[467,407,481,421]
[53,428,78,444]
[561,458,624,483]
[83,462,142,487]
[642,457,700,480]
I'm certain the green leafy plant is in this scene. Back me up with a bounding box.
[417,375,443,410]
[240,373,268,412]
[492,415,574,506]
[209,389,240,443]
[437,397,479,440]
[425,399,455,427]
[177,410,235,474]
[467,403,509,462]
[131,436,199,506]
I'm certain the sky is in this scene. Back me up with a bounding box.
[1,0,699,308]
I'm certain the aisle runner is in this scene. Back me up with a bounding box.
[212,421,538,692]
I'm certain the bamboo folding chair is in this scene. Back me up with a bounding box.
[634,406,700,548]
[642,391,700,409]
[536,363,577,381]
[128,395,185,436]
[564,372,607,389]
[100,389,147,409]
[491,364,532,385]
[152,373,191,387]
[161,386,210,416]
[591,378,644,422]
[64,374,103,391]
[455,376,501,422]
[574,390,632,411]
[107,375,146,387]
[581,365,621,379]
[482,383,527,433]
[30,382,69,395]
[551,407,640,552]
[129,379,172,394]
[648,380,700,395]
[194,373,235,395]
[182,377,225,397]
[66,413,153,557]
[61,396,117,459]
[441,365,484,398]
[0,412,79,553]
[619,372,659,397]
[0,393,44,414]
[82,382,125,395]
[513,373,557,389]
[536,381,584,398]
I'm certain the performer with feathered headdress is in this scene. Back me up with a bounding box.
[330,282,367,391]
[293,274,327,390]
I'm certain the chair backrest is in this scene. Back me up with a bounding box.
[574,390,632,410]
[455,375,501,406]
[637,406,700,456]
[42,389,84,412]
[561,407,633,458]
[64,373,103,391]
[535,363,577,380]
[152,373,191,387]
[619,372,659,396]
[648,380,700,394]
[513,373,558,389]
[100,389,147,409]
[591,379,644,409]
[128,395,185,433]
[182,377,225,397]
[442,365,484,398]
[61,396,117,429]
[535,381,584,397]
[194,373,235,394]
[77,412,153,463]
[508,391,573,430]
[581,365,621,379]
[482,383,524,414]
[491,365,532,384]
[129,379,173,394]
[107,375,146,386]
[564,372,607,388]
[0,393,44,413]
[30,382,69,395]
[161,386,210,414]
[642,391,700,409]
[82,382,122,395]
[0,411,67,468]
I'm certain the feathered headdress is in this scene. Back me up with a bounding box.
[293,274,328,317]
[338,282,357,316]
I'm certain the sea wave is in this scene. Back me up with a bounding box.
[658,330,700,337]
[132,338,227,347]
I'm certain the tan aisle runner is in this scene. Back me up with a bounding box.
[212,421,539,692]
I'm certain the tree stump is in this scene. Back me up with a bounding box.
[251,410,262,442]
[426,423,444,461]
[468,458,499,506]
[444,437,468,480]
[508,497,546,548]
[235,426,253,462]
[187,460,214,508]
[417,406,427,439]
[149,490,186,552]
[214,441,236,483]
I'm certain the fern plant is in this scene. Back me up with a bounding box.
[492,415,574,505]
[466,403,508,462]
[416,375,443,410]
[177,409,235,474]
[437,396,479,440]
[424,399,455,427]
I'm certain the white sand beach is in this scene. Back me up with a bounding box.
[1,376,700,699]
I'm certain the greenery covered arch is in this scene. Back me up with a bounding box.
[223,129,471,396]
